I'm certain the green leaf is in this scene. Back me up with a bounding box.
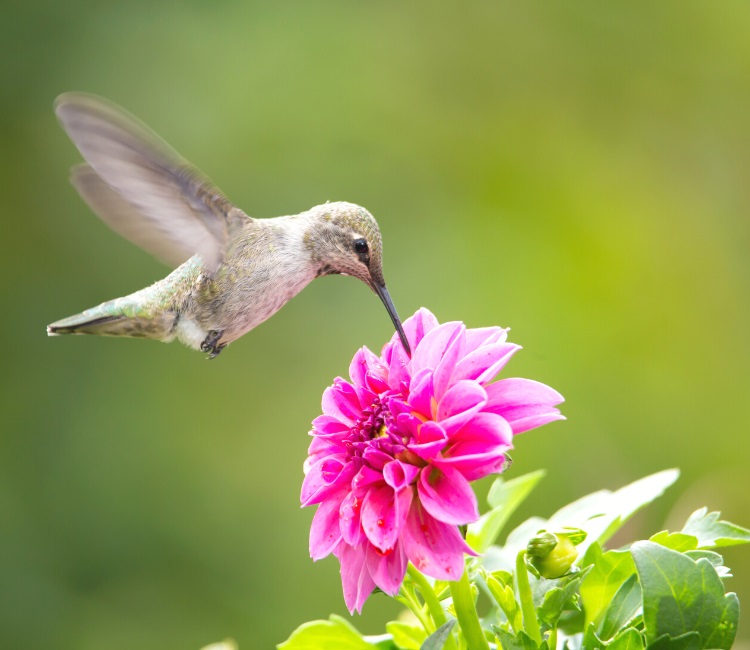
[492,569,513,586]
[683,550,722,565]
[631,541,739,649]
[278,615,379,650]
[201,641,238,650]
[485,573,522,632]
[598,574,642,641]
[385,622,426,650]
[537,573,584,627]
[608,628,645,650]
[418,620,455,650]
[582,621,605,649]
[681,508,750,549]
[579,543,636,629]
[593,470,680,549]
[528,470,679,561]
[467,470,546,552]
[683,550,728,577]
[648,531,697,553]
[493,628,547,650]
[645,632,701,650]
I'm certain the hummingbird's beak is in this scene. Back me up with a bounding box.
[374,283,411,356]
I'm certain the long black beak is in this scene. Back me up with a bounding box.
[374,283,411,356]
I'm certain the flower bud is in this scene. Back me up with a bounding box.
[526,528,586,579]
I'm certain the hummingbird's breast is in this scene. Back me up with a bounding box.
[181,216,317,347]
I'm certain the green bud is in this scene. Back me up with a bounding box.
[526,528,587,579]
[527,532,558,559]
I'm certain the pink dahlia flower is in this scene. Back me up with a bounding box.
[301,308,564,613]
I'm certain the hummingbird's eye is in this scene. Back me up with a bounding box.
[354,239,369,255]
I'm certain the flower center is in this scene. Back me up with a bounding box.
[344,394,404,461]
[357,396,386,440]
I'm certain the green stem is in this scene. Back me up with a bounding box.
[395,591,432,632]
[406,564,457,650]
[449,565,490,650]
[407,564,448,627]
[515,550,542,645]
[548,626,558,650]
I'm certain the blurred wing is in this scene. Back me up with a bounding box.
[56,92,249,271]
[71,164,198,269]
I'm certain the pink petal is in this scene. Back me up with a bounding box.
[407,368,434,418]
[394,412,421,441]
[334,541,376,614]
[362,448,393,471]
[321,380,361,424]
[351,465,384,492]
[349,348,382,405]
[305,436,337,469]
[348,348,371,388]
[386,341,412,392]
[485,378,565,434]
[362,485,400,550]
[388,396,411,419]
[402,501,476,581]
[409,421,448,461]
[301,455,355,506]
[449,411,514,447]
[509,411,565,433]
[366,369,390,396]
[366,541,408,595]
[310,493,345,560]
[432,325,466,400]
[464,326,508,352]
[439,451,508,481]
[410,321,463,378]
[436,380,487,434]
[361,481,414,552]
[417,463,479,525]
[401,307,440,351]
[485,377,564,409]
[339,490,365,546]
[311,414,350,438]
[440,412,513,480]
[383,460,420,490]
[453,342,520,384]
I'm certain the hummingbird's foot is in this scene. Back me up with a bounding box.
[200,329,226,359]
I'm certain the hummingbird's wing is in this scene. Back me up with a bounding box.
[70,164,202,269]
[55,92,249,272]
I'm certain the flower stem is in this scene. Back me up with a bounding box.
[449,565,490,650]
[548,626,558,650]
[406,564,457,650]
[394,582,435,634]
[516,550,542,645]
[407,564,448,628]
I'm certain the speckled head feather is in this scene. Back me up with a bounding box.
[304,202,385,288]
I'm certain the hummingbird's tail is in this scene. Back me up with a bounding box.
[47,312,127,336]
[47,297,177,340]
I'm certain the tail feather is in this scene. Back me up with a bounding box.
[47,303,176,340]
[47,313,126,336]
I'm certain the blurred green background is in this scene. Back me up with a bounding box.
[2,1,750,648]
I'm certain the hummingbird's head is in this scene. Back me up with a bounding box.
[306,202,411,355]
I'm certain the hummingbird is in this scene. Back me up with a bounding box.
[47,93,411,358]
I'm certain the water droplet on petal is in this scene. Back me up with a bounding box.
[377,519,385,527]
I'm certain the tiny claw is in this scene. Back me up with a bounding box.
[200,329,226,359]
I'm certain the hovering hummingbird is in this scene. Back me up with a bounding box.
[47,93,410,358]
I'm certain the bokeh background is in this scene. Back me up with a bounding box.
[2,2,749,648]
